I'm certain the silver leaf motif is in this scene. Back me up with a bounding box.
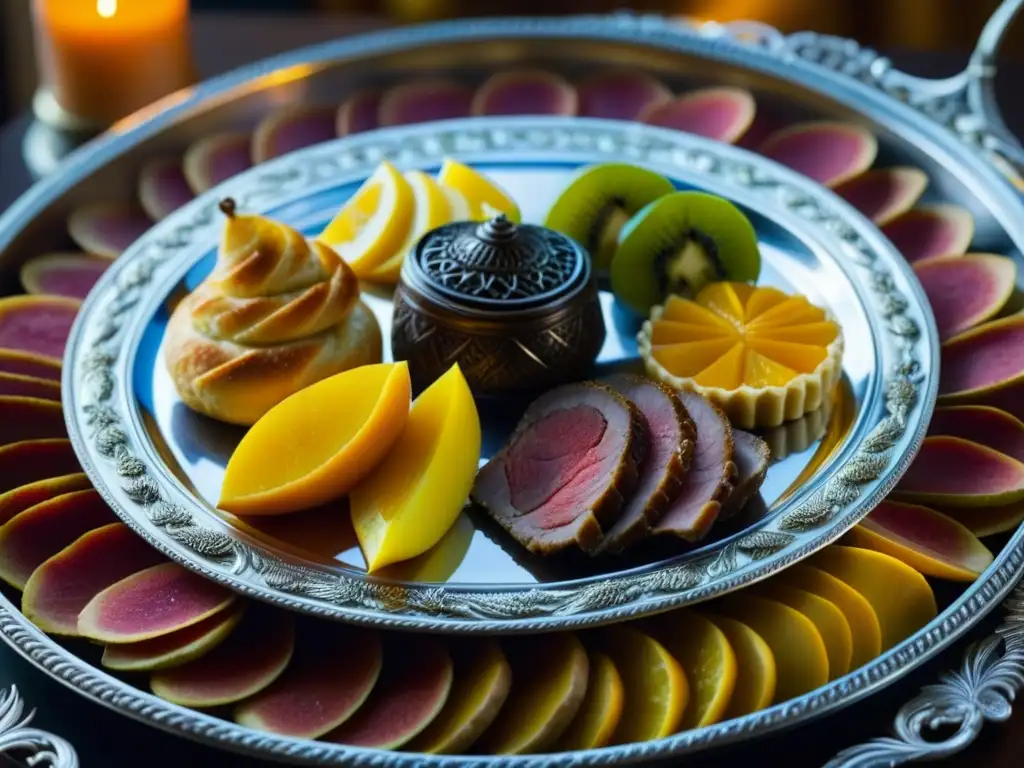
[0,685,78,767]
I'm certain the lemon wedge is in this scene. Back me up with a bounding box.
[318,160,415,276]
[437,158,521,223]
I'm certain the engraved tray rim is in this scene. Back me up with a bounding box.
[62,116,940,633]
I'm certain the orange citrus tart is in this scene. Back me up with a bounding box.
[637,282,843,428]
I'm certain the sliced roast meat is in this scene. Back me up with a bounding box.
[719,430,770,520]
[598,374,695,552]
[652,390,737,542]
[472,382,646,555]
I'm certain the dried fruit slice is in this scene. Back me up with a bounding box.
[0,490,116,589]
[554,651,623,751]
[471,70,578,116]
[477,633,588,754]
[833,167,928,225]
[882,205,975,264]
[326,637,453,749]
[102,603,245,671]
[928,406,1024,464]
[437,158,520,223]
[78,562,237,643]
[714,593,828,702]
[20,253,109,300]
[220,362,411,515]
[0,474,91,526]
[935,501,1024,538]
[893,436,1024,508]
[647,608,737,729]
[752,582,852,680]
[252,105,338,163]
[138,157,194,220]
[0,350,60,381]
[758,121,878,187]
[377,79,473,126]
[639,87,756,144]
[0,374,60,402]
[151,606,294,708]
[409,638,512,754]
[702,614,775,717]
[810,545,937,651]
[914,254,1015,339]
[0,440,80,495]
[845,500,993,581]
[235,625,382,739]
[22,522,167,635]
[0,296,80,359]
[0,397,66,446]
[776,564,881,670]
[336,89,381,136]
[182,133,253,194]
[576,70,671,120]
[939,315,1024,402]
[67,203,152,259]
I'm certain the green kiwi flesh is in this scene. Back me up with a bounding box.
[543,163,675,270]
[610,191,762,315]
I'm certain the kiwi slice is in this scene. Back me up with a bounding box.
[610,191,761,315]
[543,163,675,270]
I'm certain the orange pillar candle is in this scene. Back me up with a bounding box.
[32,0,194,127]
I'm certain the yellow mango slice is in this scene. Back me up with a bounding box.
[318,160,415,275]
[776,564,882,670]
[743,286,790,322]
[745,338,827,373]
[409,638,512,754]
[693,343,744,389]
[695,282,747,322]
[219,363,411,516]
[437,158,521,223]
[650,320,735,346]
[556,651,624,751]
[748,297,826,328]
[715,594,829,703]
[648,608,738,729]
[742,349,799,388]
[703,614,775,716]
[350,363,481,572]
[810,545,938,651]
[375,513,474,583]
[659,295,737,331]
[749,321,840,346]
[479,634,588,754]
[651,338,736,378]
[753,582,852,680]
[599,626,688,744]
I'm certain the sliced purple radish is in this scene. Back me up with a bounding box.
[235,625,383,740]
[150,606,294,708]
[22,522,167,635]
[377,79,473,127]
[336,89,382,137]
[639,87,756,144]
[893,436,1024,508]
[0,397,66,446]
[0,296,80,359]
[182,133,253,194]
[0,489,117,590]
[928,406,1024,464]
[576,70,672,121]
[20,253,110,301]
[471,70,578,117]
[914,254,1015,340]
[102,602,245,671]
[67,203,152,260]
[0,439,80,495]
[0,474,91,526]
[0,350,60,382]
[78,562,237,643]
[758,121,878,187]
[939,315,1024,401]
[882,205,975,264]
[0,374,60,402]
[252,105,339,163]
[326,636,453,749]
[935,500,1024,538]
[834,167,928,225]
[138,157,194,220]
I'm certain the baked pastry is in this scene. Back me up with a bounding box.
[165,199,382,425]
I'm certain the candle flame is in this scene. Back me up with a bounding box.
[96,0,117,18]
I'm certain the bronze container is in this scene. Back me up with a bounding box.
[392,214,606,397]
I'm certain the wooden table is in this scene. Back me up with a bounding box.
[1,12,1023,768]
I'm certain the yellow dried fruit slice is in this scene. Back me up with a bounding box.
[749,321,841,346]
[556,651,623,751]
[697,281,747,322]
[692,343,744,390]
[650,338,737,379]
[659,295,737,331]
[437,158,521,223]
[650,321,735,346]
[743,286,790,322]
[742,349,799,389]
[748,296,827,328]
[745,338,828,373]
[703,614,775,717]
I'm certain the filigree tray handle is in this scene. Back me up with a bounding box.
[0,685,78,768]
[824,582,1024,767]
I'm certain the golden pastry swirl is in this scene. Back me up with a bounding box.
[164,199,382,425]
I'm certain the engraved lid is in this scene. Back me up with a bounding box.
[402,214,592,313]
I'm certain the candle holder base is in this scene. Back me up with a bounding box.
[31,88,104,135]
[23,88,103,179]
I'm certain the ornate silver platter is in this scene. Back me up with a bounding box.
[64,116,937,632]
